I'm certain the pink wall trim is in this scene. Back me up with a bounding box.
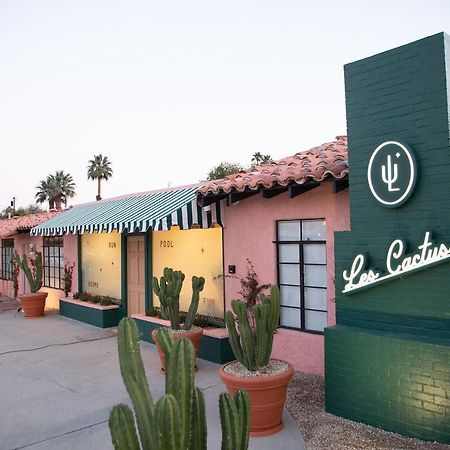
[222,182,350,375]
[0,233,79,310]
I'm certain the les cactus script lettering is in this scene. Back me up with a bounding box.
[343,232,450,294]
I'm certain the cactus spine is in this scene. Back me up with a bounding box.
[152,267,205,330]
[14,250,43,293]
[109,318,251,450]
[226,285,280,371]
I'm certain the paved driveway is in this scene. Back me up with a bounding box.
[0,309,305,450]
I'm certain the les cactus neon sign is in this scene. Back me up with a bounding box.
[343,232,450,294]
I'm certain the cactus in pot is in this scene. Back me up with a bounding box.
[109,317,251,450]
[13,245,48,317]
[13,246,43,293]
[152,267,205,331]
[220,285,293,437]
[225,285,280,371]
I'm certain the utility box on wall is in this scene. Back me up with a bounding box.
[325,33,450,444]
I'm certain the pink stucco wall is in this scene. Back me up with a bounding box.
[0,233,78,310]
[222,182,350,375]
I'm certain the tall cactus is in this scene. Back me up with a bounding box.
[13,248,43,293]
[109,318,251,450]
[183,276,205,330]
[153,267,205,331]
[226,285,280,371]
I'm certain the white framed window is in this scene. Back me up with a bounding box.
[277,219,327,333]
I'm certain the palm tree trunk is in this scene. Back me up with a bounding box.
[96,177,102,201]
[54,196,62,211]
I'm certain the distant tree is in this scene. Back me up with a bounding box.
[206,162,244,181]
[1,204,44,220]
[35,171,76,210]
[87,154,113,201]
[251,152,273,166]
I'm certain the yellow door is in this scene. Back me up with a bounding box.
[127,236,145,316]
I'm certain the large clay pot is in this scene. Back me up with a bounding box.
[18,292,48,318]
[151,326,203,373]
[219,360,293,437]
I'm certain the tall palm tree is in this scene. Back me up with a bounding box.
[87,154,113,201]
[35,171,76,210]
[251,152,273,166]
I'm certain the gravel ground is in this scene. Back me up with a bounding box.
[285,372,450,450]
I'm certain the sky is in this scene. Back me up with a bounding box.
[1,0,450,209]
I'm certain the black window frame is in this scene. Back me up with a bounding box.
[43,236,64,290]
[1,239,14,280]
[276,219,327,335]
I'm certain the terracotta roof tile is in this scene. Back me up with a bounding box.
[197,136,348,196]
[0,211,62,238]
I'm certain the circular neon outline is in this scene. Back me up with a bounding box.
[367,141,416,207]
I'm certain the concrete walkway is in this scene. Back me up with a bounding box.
[0,309,306,450]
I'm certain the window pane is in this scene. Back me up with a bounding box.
[302,220,326,241]
[278,221,301,242]
[304,265,327,287]
[279,264,300,285]
[303,244,326,264]
[305,310,327,332]
[280,285,301,307]
[305,287,327,311]
[280,306,301,329]
[279,244,299,263]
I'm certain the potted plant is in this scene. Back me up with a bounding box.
[152,267,205,372]
[14,245,48,318]
[109,318,251,449]
[220,285,294,437]
[63,261,76,298]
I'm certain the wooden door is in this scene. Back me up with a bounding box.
[127,236,145,316]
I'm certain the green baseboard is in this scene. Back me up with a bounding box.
[133,316,234,365]
[59,299,119,328]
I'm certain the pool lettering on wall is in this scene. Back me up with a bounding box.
[342,232,450,294]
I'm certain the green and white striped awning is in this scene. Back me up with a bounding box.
[30,186,224,236]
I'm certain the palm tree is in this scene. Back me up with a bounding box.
[35,171,76,210]
[251,152,273,166]
[87,154,113,201]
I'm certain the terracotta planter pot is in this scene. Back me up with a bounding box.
[151,326,203,373]
[219,360,294,437]
[18,292,48,318]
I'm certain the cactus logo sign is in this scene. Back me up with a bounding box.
[367,141,417,207]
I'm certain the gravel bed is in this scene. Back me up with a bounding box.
[286,372,450,450]
[224,359,289,377]
[170,325,202,335]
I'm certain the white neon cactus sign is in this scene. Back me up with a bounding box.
[342,232,450,294]
[381,154,399,192]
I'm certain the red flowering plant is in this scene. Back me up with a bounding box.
[219,259,271,327]
[64,262,76,298]
[11,258,20,298]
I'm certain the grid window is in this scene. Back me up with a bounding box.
[43,236,64,290]
[1,239,14,280]
[277,219,327,333]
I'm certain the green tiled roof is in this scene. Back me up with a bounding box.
[31,186,223,236]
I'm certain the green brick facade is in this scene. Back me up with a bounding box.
[325,33,450,444]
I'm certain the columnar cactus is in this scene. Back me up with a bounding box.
[13,247,43,293]
[152,267,205,330]
[225,285,280,371]
[109,318,250,450]
[183,276,205,330]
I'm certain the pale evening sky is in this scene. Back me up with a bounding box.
[1,0,450,209]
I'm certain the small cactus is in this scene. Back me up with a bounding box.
[226,285,280,371]
[109,318,251,450]
[13,247,43,293]
[152,267,205,331]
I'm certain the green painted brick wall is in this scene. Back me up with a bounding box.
[326,33,450,444]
